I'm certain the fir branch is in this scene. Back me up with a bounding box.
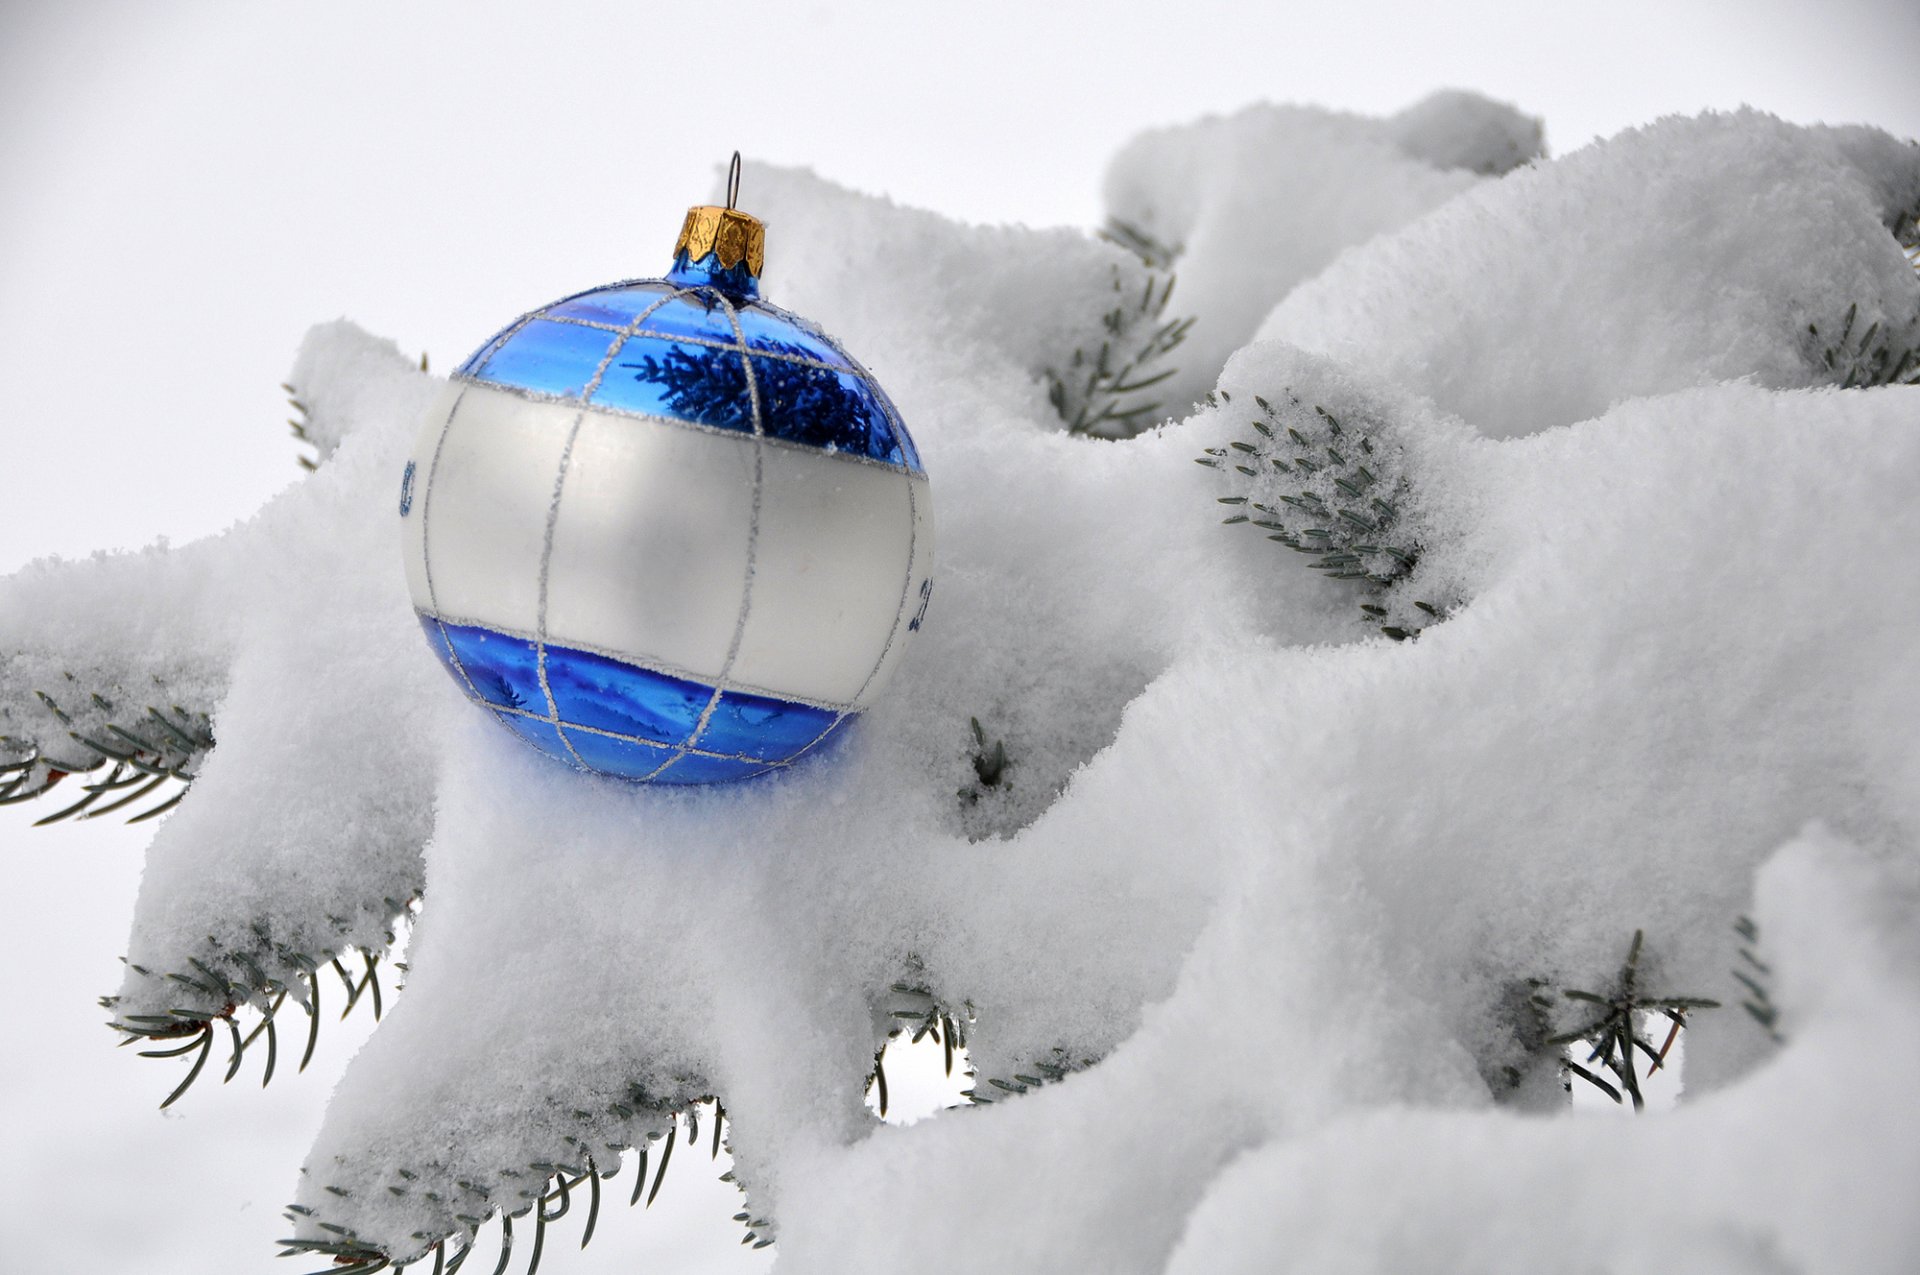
[1198,388,1443,639]
[1732,914,1784,1044]
[285,1099,747,1273]
[1543,929,1720,1111]
[0,678,212,825]
[868,978,972,1119]
[1100,218,1181,271]
[1807,301,1920,389]
[283,383,322,472]
[284,351,428,472]
[1047,264,1195,440]
[104,904,416,1107]
[964,1045,1095,1105]
[956,715,1009,807]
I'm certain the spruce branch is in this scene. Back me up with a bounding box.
[1544,929,1720,1111]
[868,977,972,1119]
[964,1045,1096,1105]
[285,1097,747,1273]
[284,350,428,471]
[1806,216,1920,388]
[104,911,413,1108]
[1100,218,1181,271]
[957,715,1009,807]
[283,383,322,472]
[0,678,212,825]
[1732,914,1784,1044]
[1047,264,1195,440]
[1807,301,1920,389]
[1198,387,1443,640]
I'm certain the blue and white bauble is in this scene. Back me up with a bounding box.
[400,194,933,784]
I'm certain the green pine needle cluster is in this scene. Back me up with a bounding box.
[1046,268,1195,439]
[1198,388,1439,641]
[957,715,1009,807]
[1100,217,1180,271]
[869,980,971,1118]
[0,678,212,825]
[1806,212,1920,389]
[284,382,322,472]
[965,1046,1094,1105]
[1546,930,1720,1112]
[1808,302,1920,389]
[101,905,412,1109]
[1047,218,1193,441]
[1732,915,1783,1044]
[285,1097,742,1274]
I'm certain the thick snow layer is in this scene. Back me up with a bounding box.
[8,100,1918,1273]
[1161,829,1920,1275]
[1261,110,1920,437]
[0,323,447,1023]
[764,377,1920,1274]
[1102,92,1543,412]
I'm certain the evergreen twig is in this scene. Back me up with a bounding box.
[1199,388,1442,639]
[1732,914,1784,1044]
[0,682,212,824]
[1544,930,1720,1111]
[103,908,415,1107]
[957,716,1009,807]
[1046,259,1195,440]
[964,1045,1096,1105]
[1100,218,1181,271]
[1807,302,1920,389]
[283,1097,745,1273]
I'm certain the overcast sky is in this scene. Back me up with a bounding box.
[1,3,1914,1271]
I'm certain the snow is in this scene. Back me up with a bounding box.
[1161,829,1920,1275]
[1101,93,1542,413]
[5,91,1919,1274]
[1260,110,1920,437]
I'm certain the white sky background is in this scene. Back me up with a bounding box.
[0,3,1914,1272]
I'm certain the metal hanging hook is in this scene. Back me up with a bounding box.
[725,151,742,211]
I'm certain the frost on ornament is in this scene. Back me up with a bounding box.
[405,174,932,784]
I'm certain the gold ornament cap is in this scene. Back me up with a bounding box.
[672,204,765,276]
[670,152,764,282]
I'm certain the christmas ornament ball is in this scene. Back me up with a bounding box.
[400,179,933,784]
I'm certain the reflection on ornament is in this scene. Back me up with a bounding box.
[400,156,933,784]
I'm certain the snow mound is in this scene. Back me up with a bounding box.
[1102,93,1541,411]
[1261,109,1920,437]
[770,378,1920,1273]
[1164,829,1920,1275]
[1387,88,1548,177]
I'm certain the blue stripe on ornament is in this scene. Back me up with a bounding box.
[589,334,908,465]
[627,293,742,344]
[452,280,923,472]
[543,283,676,330]
[667,251,760,298]
[557,727,673,777]
[653,751,779,784]
[736,303,855,369]
[419,616,541,712]
[494,710,572,757]
[700,684,844,761]
[419,615,846,780]
[592,334,755,430]
[539,640,711,748]
[473,319,622,398]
